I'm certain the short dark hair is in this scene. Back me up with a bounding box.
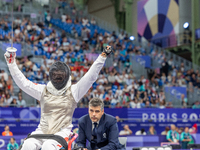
[10,137,15,141]
[89,98,104,110]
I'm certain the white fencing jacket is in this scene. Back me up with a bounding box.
[7,55,106,134]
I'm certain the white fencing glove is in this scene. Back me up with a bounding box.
[4,51,16,64]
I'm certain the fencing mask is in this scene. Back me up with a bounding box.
[49,61,71,90]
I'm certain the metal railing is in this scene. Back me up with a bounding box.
[130,55,147,79]
[0,11,43,23]
[48,0,121,34]
[150,44,200,71]
[0,41,34,57]
[149,32,191,49]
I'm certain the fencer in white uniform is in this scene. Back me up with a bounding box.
[4,46,112,150]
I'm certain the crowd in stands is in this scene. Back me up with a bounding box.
[0,7,199,109]
[150,49,200,108]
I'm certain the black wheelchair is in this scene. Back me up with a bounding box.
[18,133,83,150]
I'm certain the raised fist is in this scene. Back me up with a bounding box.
[103,45,113,56]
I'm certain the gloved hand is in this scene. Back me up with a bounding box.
[4,51,16,64]
[103,45,113,56]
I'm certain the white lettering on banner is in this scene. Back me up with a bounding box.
[0,124,16,127]
[171,89,183,98]
[150,113,156,122]
[0,124,6,127]
[182,113,188,122]
[177,124,191,127]
[0,110,12,115]
[167,113,170,122]
[189,113,198,122]
[20,124,38,127]
[142,113,148,122]
[140,124,155,127]
[159,124,173,127]
[172,113,177,122]
[127,124,137,127]
[159,113,165,122]
[0,139,5,148]
[136,57,145,66]
[142,113,200,122]
[121,123,137,127]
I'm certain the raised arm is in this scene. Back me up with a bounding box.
[71,45,113,102]
[71,53,106,102]
[5,52,45,101]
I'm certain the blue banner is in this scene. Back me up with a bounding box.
[0,108,199,135]
[135,56,151,68]
[164,86,187,99]
[0,134,200,150]
[2,43,22,56]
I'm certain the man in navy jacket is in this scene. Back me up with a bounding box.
[77,98,125,150]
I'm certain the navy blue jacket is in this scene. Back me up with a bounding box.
[77,113,124,150]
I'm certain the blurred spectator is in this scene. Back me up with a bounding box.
[0,96,6,107]
[161,126,170,135]
[90,17,96,25]
[119,125,133,136]
[192,101,200,109]
[181,94,188,108]
[166,101,173,108]
[15,17,22,25]
[135,128,146,135]
[107,72,115,84]
[2,125,13,136]
[159,100,166,109]
[189,123,198,134]
[145,101,151,108]
[46,11,51,25]
[130,99,141,108]
[5,94,13,106]
[6,75,14,94]
[147,126,157,135]
[73,125,79,134]
[82,17,89,26]
[81,26,90,42]
[10,98,18,107]
[0,70,8,81]
[66,15,72,24]
[178,127,184,135]
[61,13,67,22]
[115,102,122,108]
[115,116,123,122]
[17,95,26,107]
[166,124,179,143]
[181,127,192,149]
[7,137,19,150]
